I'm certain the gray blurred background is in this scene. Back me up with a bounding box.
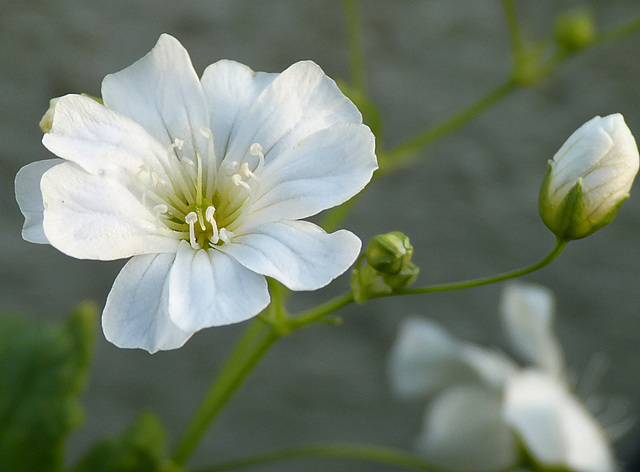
[2,1,640,470]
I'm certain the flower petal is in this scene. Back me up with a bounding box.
[102,253,192,353]
[388,317,517,399]
[415,385,518,472]
[221,60,363,168]
[200,59,278,167]
[501,282,564,376]
[168,241,270,333]
[243,123,377,226]
[42,94,172,180]
[15,159,62,244]
[101,34,210,164]
[41,161,179,260]
[219,220,361,291]
[504,371,615,472]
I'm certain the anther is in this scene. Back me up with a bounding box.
[185,212,199,249]
[153,204,168,214]
[224,160,240,176]
[250,143,263,156]
[240,162,257,180]
[219,228,234,244]
[137,169,151,185]
[249,142,265,174]
[232,173,251,191]
[174,138,184,150]
[200,128,213,139]
[205,206,219,244]
[205,205,215,223]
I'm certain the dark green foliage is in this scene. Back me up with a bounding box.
[0,303,96,472]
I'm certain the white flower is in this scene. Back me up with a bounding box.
[15,34,377,352]
[539,114,639,240]
[388,282,616,472]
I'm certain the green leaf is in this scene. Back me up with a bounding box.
[72,413,181,472]
[0,302,96,472]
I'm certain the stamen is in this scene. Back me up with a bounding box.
[224,160,240,176]
[205,205,215,223]
[219,228,234,244]
[185,212,199,249]
[199,127,217,200]
[137,169,151,185]
[249,142,265,174]
[195,153,204,205]
[206,206,219,244]
[183,158,195,167]
[153,204,169,230]
[174,138,184,150]
[240,162,257,180]
[232,173,251,191]
[249,143,262,155]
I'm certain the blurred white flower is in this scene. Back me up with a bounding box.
[389,282,615,472]
[539,114,639,240]
[15,34,377,352]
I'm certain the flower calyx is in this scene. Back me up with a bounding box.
[351,231,419,303]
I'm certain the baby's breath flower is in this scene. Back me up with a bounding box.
[15,34,377,352]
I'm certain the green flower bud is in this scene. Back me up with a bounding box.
[539,114,639,240]
[365,231,413,275]
[351,232,419,302]
[554,8,596,53]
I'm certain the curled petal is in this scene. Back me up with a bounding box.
[102,253,192,353]
[220,220,361,291]
[388,317,517,399]
[41,162,179,260]
[415,385,518,472]
[15,159,62,244]
[501,282,564,376]
[168,241,270,333]
[504,370,615,472]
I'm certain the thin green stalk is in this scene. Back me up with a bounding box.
[502,0,524,59]
[194,443,454,472]
[344,0,367,94]
[592,14,640,46]
[395,238,568,296]
[380,78,518,172]
[290,292,354,329]
[172,319,279,466]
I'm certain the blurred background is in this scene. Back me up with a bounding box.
[1,1,640,470]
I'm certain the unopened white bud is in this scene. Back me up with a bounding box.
[539,114,639,240]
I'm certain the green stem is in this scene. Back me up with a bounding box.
[592,14,640,46]
[379,78,518,173]
[395,238,569,296]
[172,319,279,466]
[193,443,453,472]
[290,292,354,329]
[343,0,367,94]
[502,0,524,59]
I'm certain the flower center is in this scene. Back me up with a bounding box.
[134,130,265,250]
